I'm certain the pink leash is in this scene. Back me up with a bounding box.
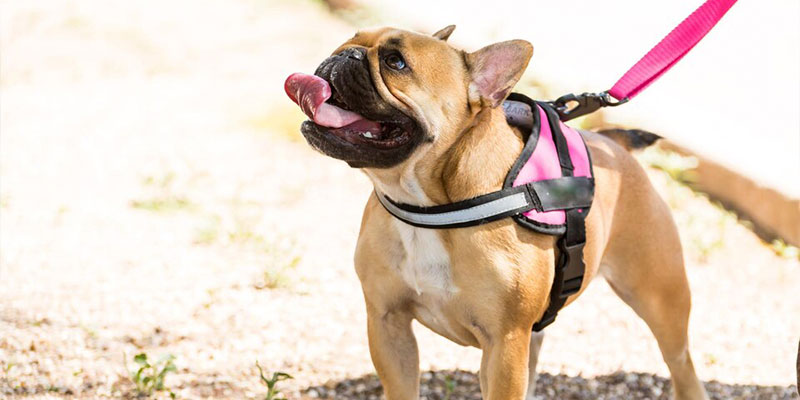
[554,0,738,121]
[608,0,738,101]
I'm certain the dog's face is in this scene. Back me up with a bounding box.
[286,26,532,169]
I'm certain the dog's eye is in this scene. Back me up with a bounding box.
[384,53,407,71]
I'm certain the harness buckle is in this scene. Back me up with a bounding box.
[557,240,586,298]
[551,91,629,122]
[532,224,587,332]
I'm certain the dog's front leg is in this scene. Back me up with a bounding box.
[366,304,419,400]
[479,328,532,400]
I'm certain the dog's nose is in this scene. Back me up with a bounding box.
[338,47,366,61]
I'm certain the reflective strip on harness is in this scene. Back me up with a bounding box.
[376,190,530,227]
[375,95,593,332]
[375,177,593,229]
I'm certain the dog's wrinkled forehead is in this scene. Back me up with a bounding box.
[331,27,461,72]
[334,28,416,53]
[329,27,468,137]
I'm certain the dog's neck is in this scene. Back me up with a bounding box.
[364,106,523,206]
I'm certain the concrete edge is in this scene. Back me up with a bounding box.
[660,140,800,247]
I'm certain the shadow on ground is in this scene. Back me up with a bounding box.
[303,370,799,400]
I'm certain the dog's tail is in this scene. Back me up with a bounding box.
[595,128,661,151]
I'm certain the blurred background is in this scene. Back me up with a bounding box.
[1,0,798,399]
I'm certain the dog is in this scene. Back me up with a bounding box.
[285,25,708,400]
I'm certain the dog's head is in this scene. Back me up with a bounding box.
[285,26,532,169]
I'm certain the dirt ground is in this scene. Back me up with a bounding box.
[1,0,798,399]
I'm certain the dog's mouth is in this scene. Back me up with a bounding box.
[285,73,413,149]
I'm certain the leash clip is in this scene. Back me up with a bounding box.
[551,91,629,122]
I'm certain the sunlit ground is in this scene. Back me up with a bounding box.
[1,1,798,399]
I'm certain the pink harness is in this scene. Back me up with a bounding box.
[371,0,738,331]
[378,94,595,330]
[378,0,736,330]
[506,94,593,231]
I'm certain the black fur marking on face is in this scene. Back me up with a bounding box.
[299,49,427,169]
[301,120,424,168]
[385,37,403,48]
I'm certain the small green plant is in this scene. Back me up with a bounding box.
[132,172,193,213]
[703,352,719,366]
[261,252,301,289]
[193,215,221,245]
[142,172,176,188]
[443,375,456,400]
[256,361,293,400]
[80,324,98,339]
[251,237,302,289]
[217,202,302,289]
[3,362,15,375]
[131,197,192,213]
[228,229,264,244]
[128,353,177,398]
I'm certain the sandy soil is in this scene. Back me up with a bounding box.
[1,0,798,399]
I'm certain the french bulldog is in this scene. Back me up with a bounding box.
[285,25,708,400]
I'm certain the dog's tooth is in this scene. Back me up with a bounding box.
[362,132,374,139]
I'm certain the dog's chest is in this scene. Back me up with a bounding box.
[391,219,470,341]
[392,219,453,296]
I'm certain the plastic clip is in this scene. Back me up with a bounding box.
[551,91,629,122]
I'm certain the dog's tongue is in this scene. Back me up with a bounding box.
[285,73,379,130]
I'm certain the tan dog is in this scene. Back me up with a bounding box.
[286,26,708,400]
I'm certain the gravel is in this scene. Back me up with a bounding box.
[303,371,799,400]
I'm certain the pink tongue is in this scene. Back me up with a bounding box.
[284,73,379,130]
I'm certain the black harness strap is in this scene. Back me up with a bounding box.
[375,95,592,332]
[543,102,575,176]
[531,103,589,332]
[532,208,587,331]
[375,177,593,229]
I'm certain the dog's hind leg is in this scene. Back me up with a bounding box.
[601,177,708,400]
[604,257,707,399]
[525,331,545,400]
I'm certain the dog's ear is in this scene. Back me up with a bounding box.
[432,25,456,41]
[467,40,533,108]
